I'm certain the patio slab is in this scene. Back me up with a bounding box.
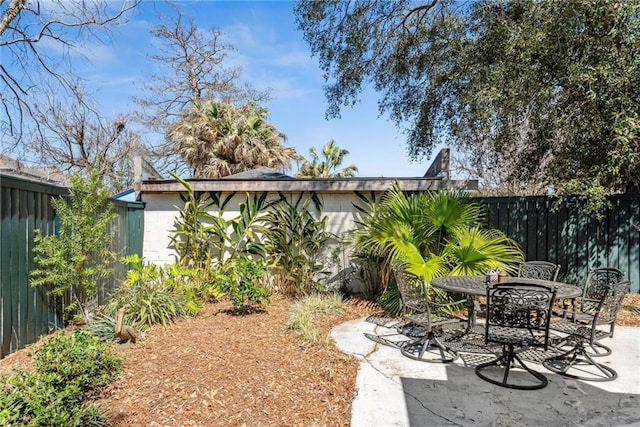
[331,318,640,427]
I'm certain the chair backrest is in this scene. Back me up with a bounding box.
[582,268,625,302]
[593,280,631,326]
[485,283,557,350]
[391,262,428,315]
[517,261,560,281]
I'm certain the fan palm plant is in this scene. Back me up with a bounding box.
[296,139,358,178]
[351,184,524,311]
[168,100,299,177]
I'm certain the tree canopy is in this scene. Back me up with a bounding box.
[168,100,299,178]
[296,139,359,178]
[0,0,138,141]
[134,9,270,173]
[295,0,640,201]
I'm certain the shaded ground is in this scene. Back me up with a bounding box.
[0,294,638,426]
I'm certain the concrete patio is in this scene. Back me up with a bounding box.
[331,317,640,427]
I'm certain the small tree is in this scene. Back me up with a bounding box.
[295,139,359,178]
[31,169,117,323]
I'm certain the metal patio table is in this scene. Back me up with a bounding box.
[430,275,582,299]
[429,275,582,355]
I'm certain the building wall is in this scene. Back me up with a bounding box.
[141,191,364,269]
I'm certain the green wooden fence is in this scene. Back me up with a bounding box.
[0,174,144,358]
[477,194,640,293]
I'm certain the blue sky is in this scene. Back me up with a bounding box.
[59,0,443,177]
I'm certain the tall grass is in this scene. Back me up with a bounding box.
[286,293,346,344]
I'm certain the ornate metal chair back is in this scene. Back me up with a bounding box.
[485,283,557,350]
[594,280,631,326]
[517,261,561,282]
[391,262,429,317]
[580,268,625,314]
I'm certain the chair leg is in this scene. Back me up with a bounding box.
[543,342,617,382]
[552,335,612,358]
[400,334,458,363]
[475,344,548,390]
[584,342,612,357]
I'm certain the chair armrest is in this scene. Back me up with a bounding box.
[557,309,594,324]
[432,298,468,309]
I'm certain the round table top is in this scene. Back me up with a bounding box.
[430,275,582,299]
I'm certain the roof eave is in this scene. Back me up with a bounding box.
[139,177,478,194]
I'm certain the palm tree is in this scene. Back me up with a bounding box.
[351,184,524,309]
[169,100,299,177]
[296,139,358,178]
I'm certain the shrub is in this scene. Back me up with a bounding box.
[30,169,117,323]
[33,330,122,394]
[0,330,121,426]
[108,280,185,328]
[218,258,270,313]
[262,194,334,296]
[108,255,187,327]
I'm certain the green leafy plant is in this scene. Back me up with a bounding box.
[351,185,524,313]
[107,255,186,327]
[111,281,184,328]
[0,330,121,426]
[168,171,217,270]
[262,193,334,296]
[30,169,117,323]
[218,258,270,313]
[169,173,268,267]
[34,330,121,393]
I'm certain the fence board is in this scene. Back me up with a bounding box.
[1,186,12,357]
[0,175,143,359]
[478,194,640,293]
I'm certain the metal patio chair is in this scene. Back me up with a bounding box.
[475,282,557,390]
[517,261,561,282]
[543,279,631,381]
[391,263,466,363]
[568,267,625,356]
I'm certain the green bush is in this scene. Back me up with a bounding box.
[216,258,270,313]
[0,330,121,426]
[161,263,225,315]
[262,194,333,297]
[108,255,187,327]
[109,280,185,328]
[34,330,121,393]
[30,169,117,323]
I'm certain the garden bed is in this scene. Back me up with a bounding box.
[0,294,638,426]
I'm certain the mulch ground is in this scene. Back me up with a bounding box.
[0,294,638,426]
[100,296,377,427]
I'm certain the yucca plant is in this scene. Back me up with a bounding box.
[86,310,118,342]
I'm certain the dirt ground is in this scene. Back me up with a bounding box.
[0,294,638,426]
